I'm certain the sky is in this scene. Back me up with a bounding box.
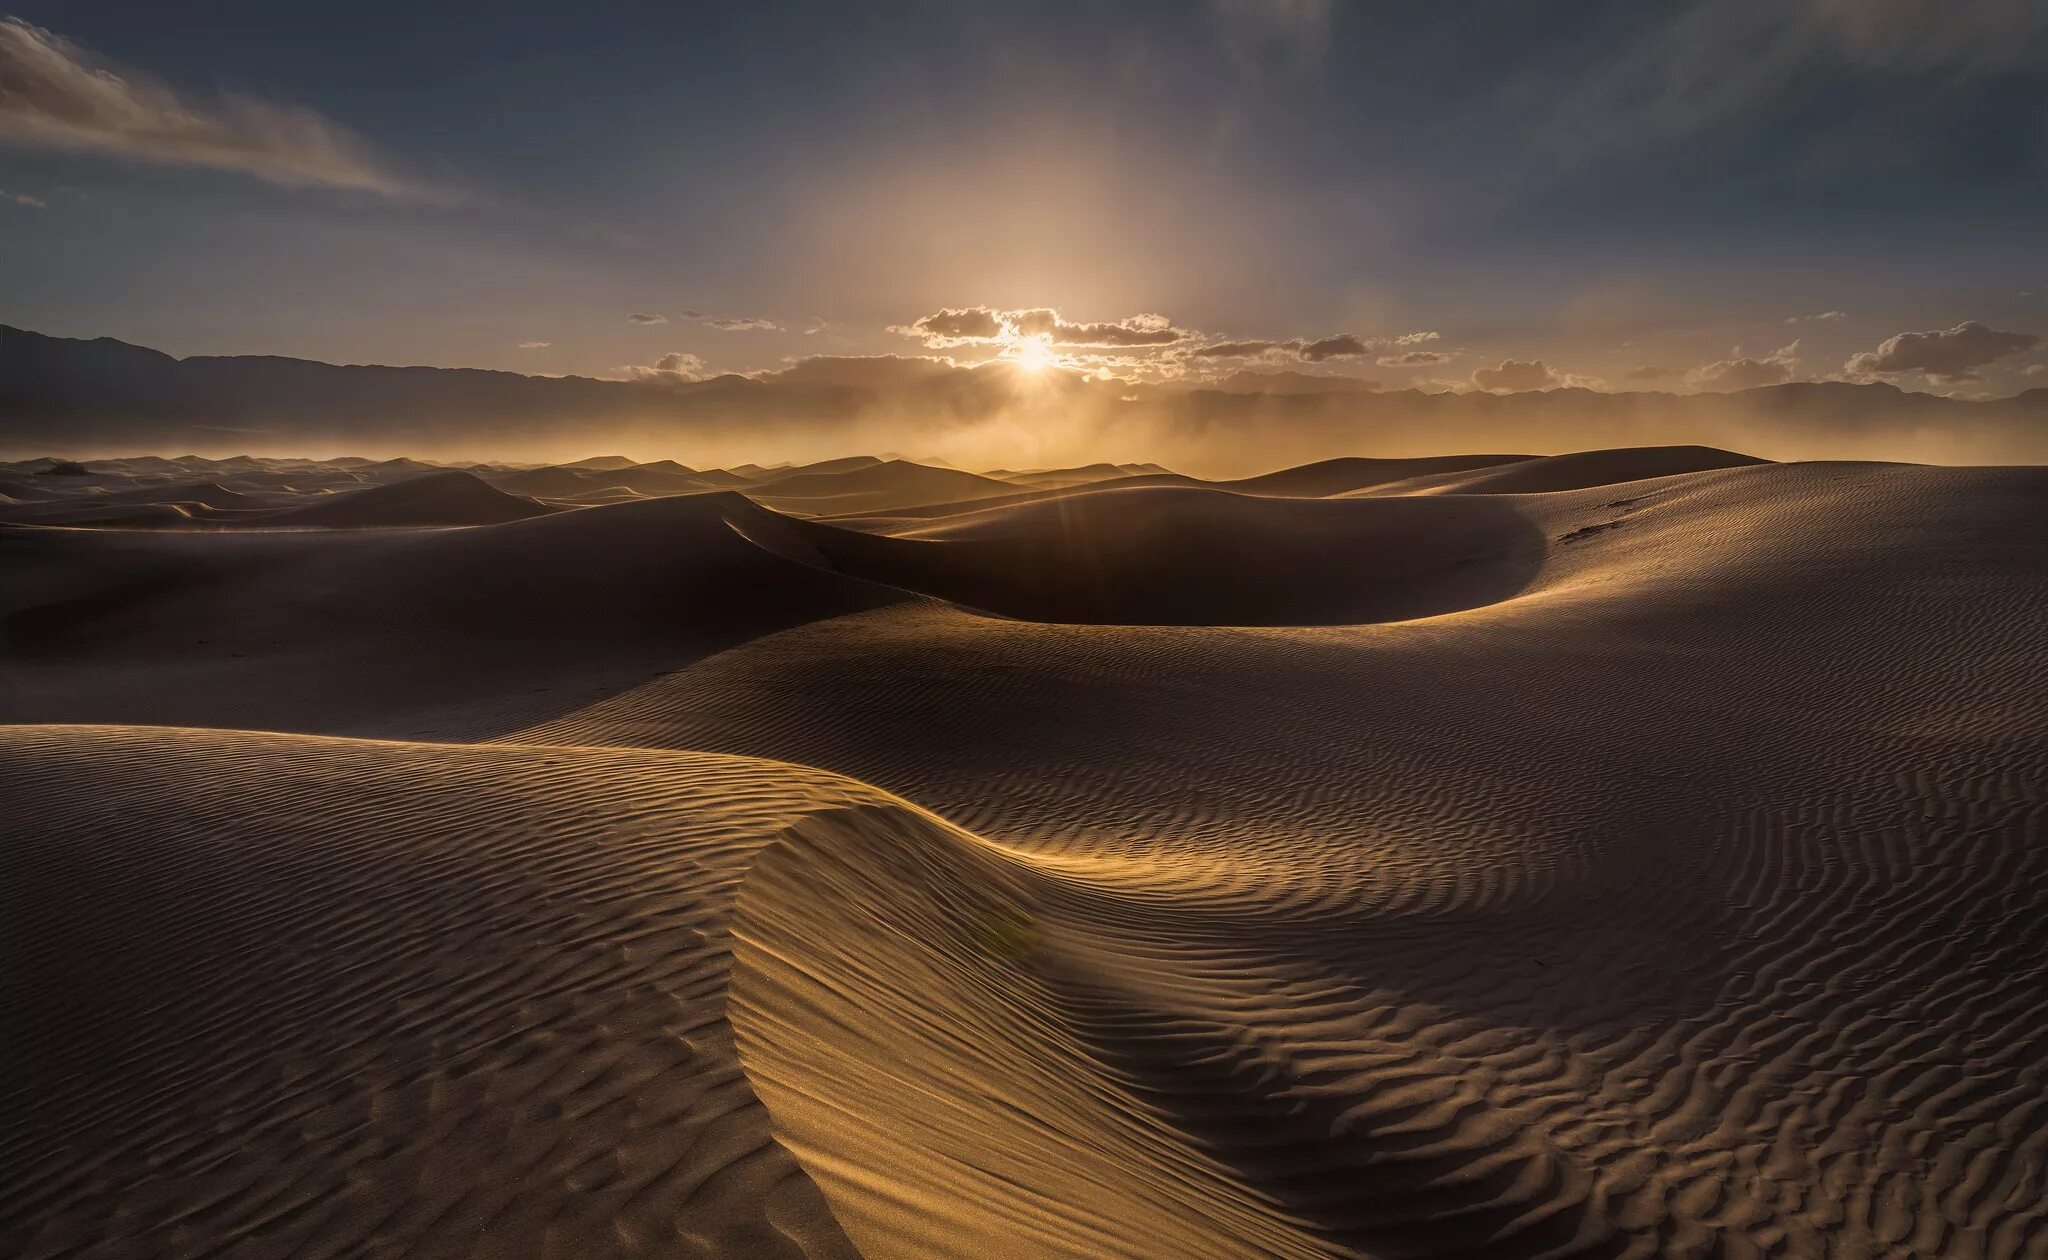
[2,0,2046,398]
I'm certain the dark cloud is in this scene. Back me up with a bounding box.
[1296,334,1369,361]
[1191,340,1279,358]
[0,18,426,198]
[1041,312,1183,347]
[1844,321,2042,382]
[1688,341,1800,391]
[627,313,668,325]
[1377,350,1451,367]
[898,306,1004,342]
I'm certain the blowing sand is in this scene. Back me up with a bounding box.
[4,448,2048,1258]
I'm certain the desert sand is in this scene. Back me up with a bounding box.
[5,447,2048,1258]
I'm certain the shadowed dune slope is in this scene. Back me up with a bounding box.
[776,486,1548,625]
[745,460,1021,515]
[259,470,556,526]
[815,455,1536,532]
[1363,444,1770,496]
[0,492,911,736]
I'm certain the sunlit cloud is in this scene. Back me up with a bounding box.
[0,18,433,199]
[1377,350,1451,367]
[1,187,44,206]
[1688,340,1800,390]
[627,313,668,325]
[1844,321,2042,382]
[1470,358,1600,392]
[1785,310,1847,324]
[893,306,1189,350]
[619,350,709,382]
[707,315,783,332]
[515,340,551,349]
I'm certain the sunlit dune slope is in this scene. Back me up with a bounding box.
[0,726,876,1260]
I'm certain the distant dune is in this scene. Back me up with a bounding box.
[5,447,2048,1259]
[259,470,555,527]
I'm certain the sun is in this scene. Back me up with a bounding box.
[1010,336,1056,373]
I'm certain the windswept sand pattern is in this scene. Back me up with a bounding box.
[0,727,883,1259]
[6,452,2048,1257]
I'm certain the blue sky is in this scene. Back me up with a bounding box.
[2,1,2044,394]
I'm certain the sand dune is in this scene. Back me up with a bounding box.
[259,470,557,527]
[744,460,1022,515]
[780,486,1547,625]
[6,450,2048,1258]
[1362,444,1771,496]
[0,726,874,1260]
[0,491,908,736]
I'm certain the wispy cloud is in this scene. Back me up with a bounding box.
[516,340,551,349]
[627,313,668,325]
[707,315,782,332]
[1526,1,2048,168]
[0,186,43,206]
[0,18,435,199]
[1786,310,1847,324]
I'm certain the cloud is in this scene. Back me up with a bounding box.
[1624,365,1678,381]
[620,351,709,382]
[894,306,1187,349]
[803,317,834,336]
[1687,340,1800,390]
[1295,333,1370,361]
[1190,340,1279,359]
[896,306,1004,343]
[1471,359,1565,392]
[1843,321,2043,382]
[1786,310,1847,323]
[0,18,429,198]
[2025,363,2048,378]
[1189,329,1439,366]
[627,313,667,325]
[515,341,551,349]
[707,316,782,332]
[1,187,43,206]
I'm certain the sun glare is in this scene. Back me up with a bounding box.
[1010,337,1056,373]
